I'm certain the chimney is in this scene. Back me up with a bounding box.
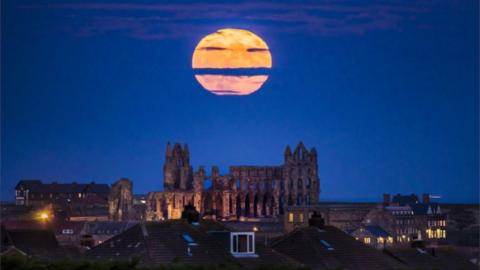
[422,194,430,204]
[383,194,391,206]
[308,211,325,229]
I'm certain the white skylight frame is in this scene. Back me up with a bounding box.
[230,232,258,258]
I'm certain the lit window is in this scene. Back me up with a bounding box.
[387,237,393,244]
[288,212,294,223]
[299,213,304,223]
[378,237,384,244]
[364,237,371,244]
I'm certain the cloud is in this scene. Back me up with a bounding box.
[22,1,432,40]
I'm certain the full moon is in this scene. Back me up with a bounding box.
[192,28,272,96]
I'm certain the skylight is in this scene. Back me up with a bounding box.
[320,239,334,251]
[182,234,198,246]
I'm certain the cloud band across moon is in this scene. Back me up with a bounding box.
[192,28,272,96]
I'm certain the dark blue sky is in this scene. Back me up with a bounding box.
[2,0,478,203]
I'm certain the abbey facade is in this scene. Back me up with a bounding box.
[146,142,320,220]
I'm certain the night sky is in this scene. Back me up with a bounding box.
[2,1,478,203]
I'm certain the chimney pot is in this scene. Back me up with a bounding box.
[383,194,391,206]
[422,194,430,204]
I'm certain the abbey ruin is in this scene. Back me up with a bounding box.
[145,142,320,220]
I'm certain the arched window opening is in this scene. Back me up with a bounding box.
[297,194,303,205]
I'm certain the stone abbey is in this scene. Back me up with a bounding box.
[145,142,320,220]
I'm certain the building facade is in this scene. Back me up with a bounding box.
[146,142,320,220]
[358,193,447,247]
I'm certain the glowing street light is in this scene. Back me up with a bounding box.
[37,211,51,222]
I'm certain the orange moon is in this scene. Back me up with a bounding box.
[192,28,272,95]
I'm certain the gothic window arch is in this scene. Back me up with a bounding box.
[236,179,241,189]
[307,178,311,189]
[297,194,303,205]
[305,194,311,205]
[298,178,303,189]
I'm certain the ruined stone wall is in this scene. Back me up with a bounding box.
[146,142,321,220]
[108,178,134,221]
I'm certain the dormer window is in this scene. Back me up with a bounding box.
[230,232,257,258]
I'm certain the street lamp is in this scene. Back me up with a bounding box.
[38,211,50,222]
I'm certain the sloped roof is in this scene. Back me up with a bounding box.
[362,225,391,238]
[85,221,138,235]
[3,228,77,259]
[68,205,109,217]
[86,220,299,268]
[52,221,86,235]
[16,180,110,194]
[86,220,236,266]
[411,203,442,215]
[270,226,405,270]
[387,247,477,270]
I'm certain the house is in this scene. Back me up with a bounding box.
[360,193,447,246]
[1,224,77,260]
[15,180,110,207]
[386,247,477,270]
[82,221,138,246]
[350,225,394,249]
[269,214,405,270]
[52,220,86,247]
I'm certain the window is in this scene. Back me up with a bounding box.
[62,229,74,235]
[298,179,302,189]
[182,234,197,246]
[296,194,303,205]
[299,213,304,223]
[426,229,433,239]
[288,212,294,223]
[230,232,257,257]
[320,240,334,251]
[364,237,371,244]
